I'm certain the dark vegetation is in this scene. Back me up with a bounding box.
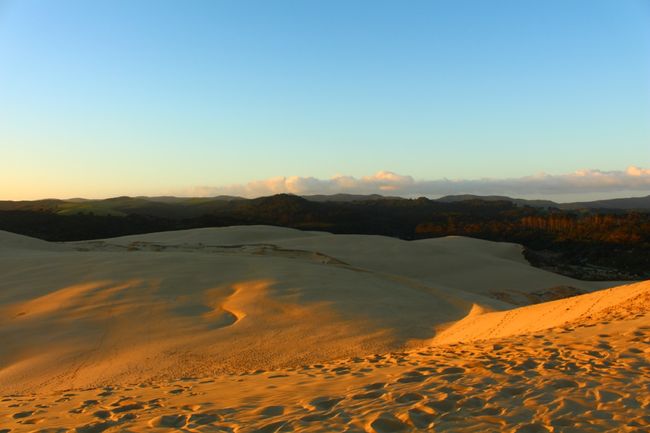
[1,194,649,280]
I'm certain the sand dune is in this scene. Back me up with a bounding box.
[0,227,619,392]
[0,226,647,432]
[90,226,618,300]
[0,231,69,253]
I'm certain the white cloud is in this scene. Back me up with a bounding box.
[183,166,650,199]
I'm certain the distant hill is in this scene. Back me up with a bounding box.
[2,193,649,217]
[141,195,243,204]
[303,193,650,210]
[437,194,559,208]
[437,194,650,211]
[0,199,66,212]
[561,195,650,211]
[302,193,403,202]
[0,196,239,218]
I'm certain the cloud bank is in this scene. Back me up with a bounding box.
[186,166,650,199]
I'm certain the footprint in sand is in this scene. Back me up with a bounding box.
[498,386,526,397]
[308,396,343,411]
[75,420,117,433]
[459,396,485,409]
[168,388,185,395]
[258,405,285,417]
[394,392,423,403]
[439,366,465,375]
[148,414,188,428]
[187,412,221,427]
[550,379,579,389]
[368,412,410,433]
[147,398,165,408]
[407,408,436,429]
[92,410,113,419]
[425,397,456,413]
[396,371,426,383]
[12,410,33,419]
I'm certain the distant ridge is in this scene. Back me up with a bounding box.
[300,193,650,210]
[561,194,650,211]
[2,193,650,213]
[436,194,650,210]
[437,194,558,208]
[302,193,403,202]
[141,195,243,203]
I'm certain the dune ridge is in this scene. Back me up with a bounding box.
[434,280,650,344]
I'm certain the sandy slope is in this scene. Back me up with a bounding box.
[0,231,69,253]
[0,226,647,432]
[1,284,648,432]
[434,280,650,344]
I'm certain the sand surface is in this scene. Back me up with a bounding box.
[0,226,647,432]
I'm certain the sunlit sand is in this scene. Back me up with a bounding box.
[1,226,648,432]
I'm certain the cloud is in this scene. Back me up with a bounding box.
[184,166,650,198]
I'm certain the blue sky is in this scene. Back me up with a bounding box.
[1,0,649,200]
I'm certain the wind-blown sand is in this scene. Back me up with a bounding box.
[0,226,647,432]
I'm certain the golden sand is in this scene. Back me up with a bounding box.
[0,227,647,432]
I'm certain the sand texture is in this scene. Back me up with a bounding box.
[0,226,647,432]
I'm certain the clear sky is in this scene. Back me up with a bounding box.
[1,0,649,200]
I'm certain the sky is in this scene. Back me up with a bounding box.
[1,0,649,201]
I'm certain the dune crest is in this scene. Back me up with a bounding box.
[434,280,650,344]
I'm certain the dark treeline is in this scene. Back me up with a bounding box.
[415,213,650,246]
[1,194,649,280]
